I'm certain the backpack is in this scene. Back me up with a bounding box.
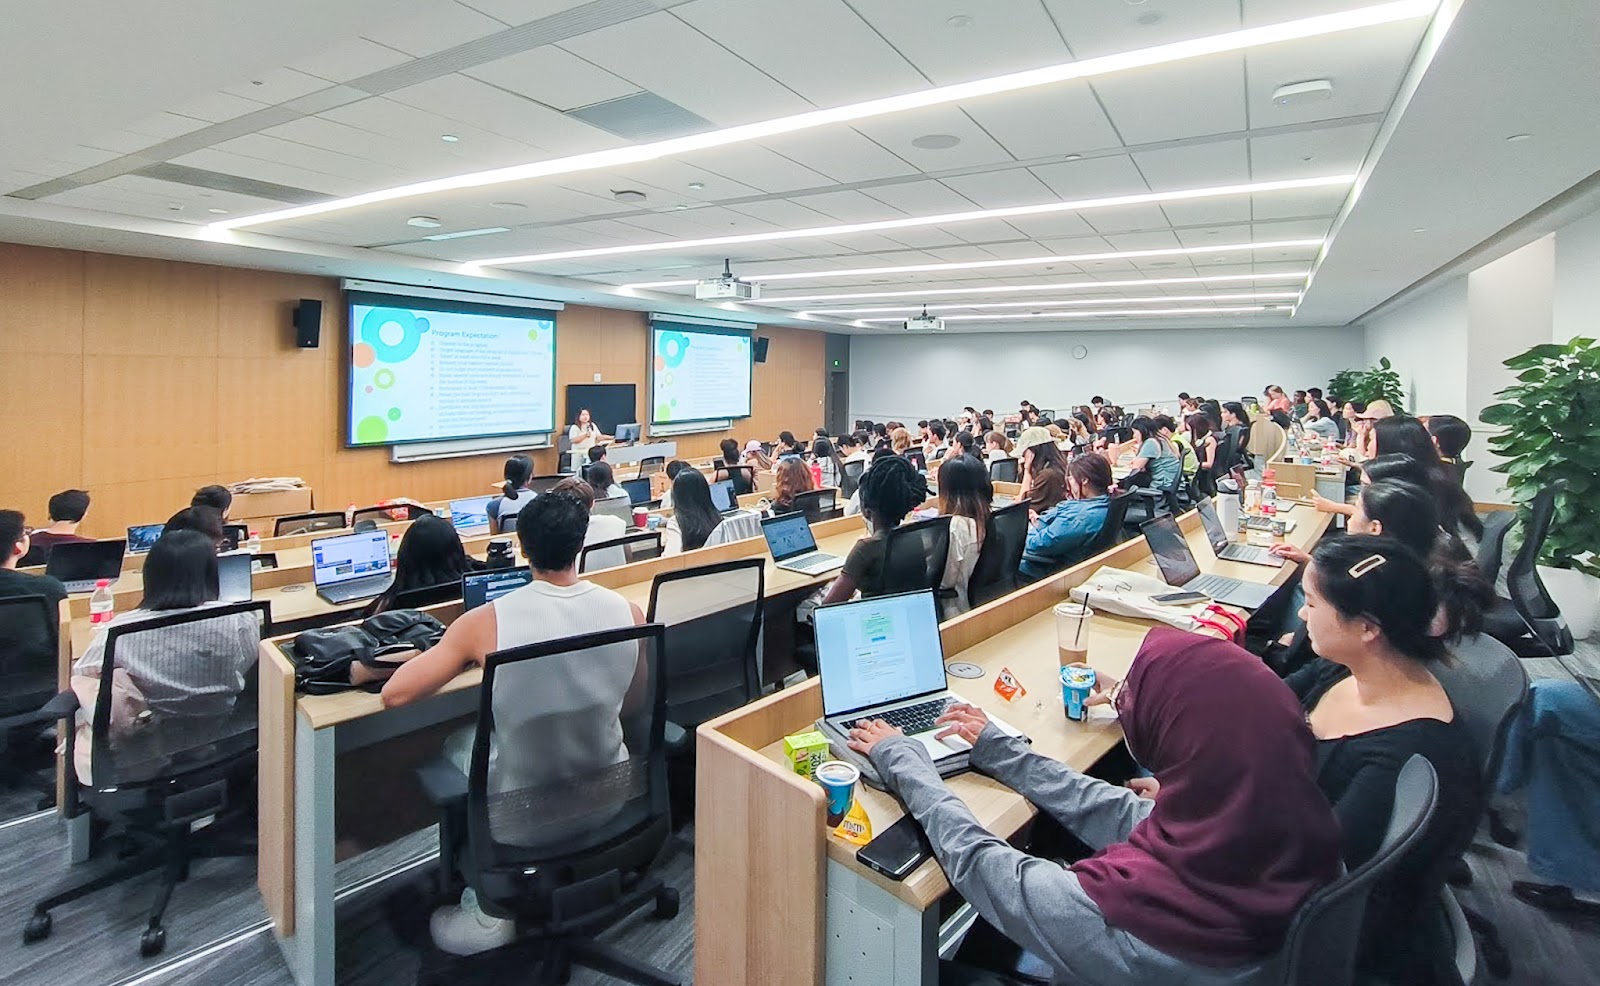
[291,609,447,694]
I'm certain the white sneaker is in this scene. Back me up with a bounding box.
[430,888,516,956]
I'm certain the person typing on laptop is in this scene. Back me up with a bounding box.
[365,514,483,617]
[0,510,68,662]
[18,489,92,566]
[817,456,928,606]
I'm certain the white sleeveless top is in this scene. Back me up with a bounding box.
[486,580,639,802]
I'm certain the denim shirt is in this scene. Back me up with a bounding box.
[1021,495,1110,577]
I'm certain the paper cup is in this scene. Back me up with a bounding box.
[816,760,860,827]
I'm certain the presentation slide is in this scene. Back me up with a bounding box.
[650,324,752,424]
[347,293,556,446]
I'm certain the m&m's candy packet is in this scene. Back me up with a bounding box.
[994,666,1027,702]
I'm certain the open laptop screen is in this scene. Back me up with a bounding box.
[709,479,736,512]
[621,477,652,505]
[45,539,126,585]
[450,496,494,536]
[217,552,254,602]
[1141,515,1202,587]
[760,513,816,562]
[814,590,946,717]
[126,524,163,554]
[1194,499,1231,551]
[311,531,391,587]
[463,567,533,610]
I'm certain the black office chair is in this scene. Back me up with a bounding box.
[1473,509,1516,587]
[22,601,269,957]
[1453,459,1472,486]
[1083,490,1137,558]
[579,531,664,574]
[716,465,757,497]
[793,488,838,525]
[989,458,1019,484]
[841,460,865,499]
[417,623,680,986]
[880,516,952,599]
[529,475,568,494]
[0,595,62,806]
[387,579,466,612]
[351,503,428,527]
[903,450,927,473]
[1482,483,1574,657]
[1123,462,1185,532]
[637,456,666,478]
[965,503,1030,608]
[273,511,346,537]
[1276,755,1438,986]
[353,518,379,533]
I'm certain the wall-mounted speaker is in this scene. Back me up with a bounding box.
[294,299,323,349]
[753,336,770,363]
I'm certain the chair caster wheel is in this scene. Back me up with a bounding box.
[654,887,680,920]
[140,927,166,957]
[23,912,52,944]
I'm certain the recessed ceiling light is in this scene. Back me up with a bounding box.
[860,305,1277,323]
[210,2,1433,231]
[946,14,973,27]
[1506,133,1532,142]
[422,226,510,241]
[168,204,184,212]
[672,204,689,211]
[912,133,962,150]
[1137,11,1165,26]
[406,216,443,228]
[687,181,706,190]
[207,208,229,215]
[1271,80,1335,107]
[768,271,1310,304]
[440,134,460,143]
[612,189,647,202]
[804,292,1301,315]
[1063,154,1083,161]
[1412,227,1426,233]
[489,201,526,210]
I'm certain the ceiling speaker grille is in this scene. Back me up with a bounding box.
[565,91,712,141]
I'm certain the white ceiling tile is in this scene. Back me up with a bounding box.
[1029,155,1149,200]
[381,75,623,154]
[1175,225,1251,246]
[1159,199,1254,227]
[788,189,907,223]
[940,169,1056,208]
[1103,230,1185,251]
[1250,185,1349,221]
[457,0,592,25]
[1091,52,1247,144]
[729,199,843,228]
[221,68,331,104]
[874,227,972,250]
[463,46,641,111]
[1132,140,1251,190]
[209,132,409,183]
[289,37,415,83]
[678,143,831,193]
[1002,213,1101,241]
[1081,203,1173,234]
[847,0,1070,85]
[361,2,509,57]
[948,220,1029,245]
[173,91,270,123]
[674,0,924,107]
[851,107,1015,171]
[962,85,1121,160]
[1250,219,1335,240]
[861,179,979,214]
[168,147,364,195]
[1249,123,1379,182]
[758,129,917,184]
[559,12,812,126]
[1043,0,1239,60]
[1245,21,1425,128]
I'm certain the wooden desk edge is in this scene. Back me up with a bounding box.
[259,642,297,936]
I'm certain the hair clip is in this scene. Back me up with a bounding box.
[1348,554,1387,578]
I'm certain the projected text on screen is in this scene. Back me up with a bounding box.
[651,325,752,425]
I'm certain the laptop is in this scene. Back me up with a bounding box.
[223,523,249,552]
[1140,515,1275,609]
[620,477,653,506]
[449,495,494,536]
[761,512,845,577]
[462,566,534,611]
[126,524,164,555]
[708,479,742,516]
[1195,499,1285,569]
[615,422,642,443]
[216,552,254,603]
[310,530,394,605]
[815,591,1021,765]
[46,539,128,593]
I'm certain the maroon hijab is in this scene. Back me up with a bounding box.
[1072,626,1342,966]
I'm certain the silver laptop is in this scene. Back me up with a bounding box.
[1140,515,1275,609]
[449,495,494,536]
[815,590,1019,764]
[708,479,743,517]
[217,552,254,603]
[761,512,844,576]
[1195,499,1285,569]
[311,530,394,605]
[46,539,127,593]
[126,524,164,555]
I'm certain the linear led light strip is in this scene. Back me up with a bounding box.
[859,305,1290,323]
[469,177,1351,266]
[807,291,1302,315]
[621,238,1324,289]
[769,270,1311,304]
[206,1,1434,231]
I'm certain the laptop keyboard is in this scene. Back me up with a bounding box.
[1189,574,1244,598]
[841,697,951,735]
[787,553,842,573]
[1220,543,1274,563]
[319,578,389,603]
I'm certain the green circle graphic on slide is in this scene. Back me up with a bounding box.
[656,404,673,421]
[355,416,388,443]
[374,368,396,389]
[387,407,403,422]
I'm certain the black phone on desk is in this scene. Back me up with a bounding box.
[857,814,933,880]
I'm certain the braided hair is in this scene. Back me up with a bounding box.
[858,454,929,531]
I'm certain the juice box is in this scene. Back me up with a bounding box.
[783,730,830,779]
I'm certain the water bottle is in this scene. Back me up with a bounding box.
[245,531,262,554]
[345,502,357,526]
[89,579,115,626]
[809,459,823,487]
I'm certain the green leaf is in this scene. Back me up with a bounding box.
[1505,344,1567,368]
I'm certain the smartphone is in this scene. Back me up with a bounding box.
[1152,590,1210,605]
[856,815,933,880]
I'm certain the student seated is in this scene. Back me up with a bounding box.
[812,437,843,489]
[890,427,912,456]
[1370,416,1481,539]
[1219,402,1252,468]
[769,457,815,516]
[818,456,928,605]
[775,430,806,458]
[848,626,1341,984]
[586,444,608,470]
[1019,455,1112,581]
[949,430,979,460]
[1014,427,1067,518]
[663,468,750,554]
[717,451,759,495]
[190,484,233,522]
[983,430,1013,463]
[1186,413,1220,497]
[1285,536,1481,975]
[934,456,991,617]
[163,505,228,549]
[585,460,628,503]
[381,491,646,955]
[1302,398,1340,440]
[657,459,691,510]
[488,454,536,529]
[549,478,627,569]
[739,439,773,472]
[1425,413,1472,464]
[19,489,92,565]
[367,514,484,615]
[0,510,68,664]
[1123,416,1180,491]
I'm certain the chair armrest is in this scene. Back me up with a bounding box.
[0,690,79,734]
[416,757,468,808]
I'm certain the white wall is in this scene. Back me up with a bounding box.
[847,324,1364,422]
[1362,279,1469,417]
[1553,206,1600,344]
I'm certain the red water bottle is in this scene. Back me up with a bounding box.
[809,460,823,487]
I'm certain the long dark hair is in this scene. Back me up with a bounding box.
[1025,439,1065,475]
[671,469,722,551]
[1371,417,1482,539]
[937,455,993,538]
[587,460,616,494]
[1308,536,1447,663]
[1357,480,1493,638]
[502,454,533,500]
[813,436,845,480]
[389,515,476,594]
[142,530,219,610]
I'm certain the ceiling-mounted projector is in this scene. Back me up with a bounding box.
[695,258,759,301]
[904,305,944,331]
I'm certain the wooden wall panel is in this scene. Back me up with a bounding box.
[0,243,827,534]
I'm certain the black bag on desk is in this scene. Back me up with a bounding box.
[291,610,448,694]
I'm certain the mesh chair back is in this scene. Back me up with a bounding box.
[794,488,838,525]
[389,580,464,611]
[274,512,346,537]
[579,531,664,573]
[592,495,635,526]
[529,475,568,494]
[717,465,756,496]
[1475,510,1515,584]
[1214,429,1240,474]
[903,450,927,473]
[638,456,666,477]
[1507,484,1561,621]
[0,595,59,718]
[1277,755,1438,986]
[966,503,1030,608]
[467,624,668,891]
[880,516,952,597]
[351,505,416,527]
[841,460,865,499]
[1433,633,1528,860]
[1084,491,1136,556]
[88,601,269,791]
[647,559,764,729]
[989,458,1020,483]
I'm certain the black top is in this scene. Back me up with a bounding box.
[0,568,69,675]
[1286,659,1481,969]
[841,530,890,598]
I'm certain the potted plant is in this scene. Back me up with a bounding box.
[1479,337,1600,638]
[1328,357,1407,408]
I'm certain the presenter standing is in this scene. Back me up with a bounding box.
[567,408,609,472]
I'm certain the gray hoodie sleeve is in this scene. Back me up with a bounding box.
[966,725,1154,849]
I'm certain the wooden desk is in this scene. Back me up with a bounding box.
[694,503,1332,986]
[256,513,868,986]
